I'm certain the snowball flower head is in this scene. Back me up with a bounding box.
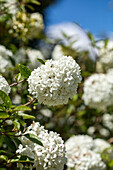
[16,122,66,170]
[0,45,13,73]
[93,138,111,153]
[52,45,65,60]
[14,48,44,69]
[14,48,26,65]
[4,0,18,15]
[26,48,44,69]
[82,73,113,109]
[65,135,106,170]
[65,135,94,154]
[96,40,113,70]
[66,148,106,170]
[28,12,44,39]
[102,113,113,131]
[28,56,82,106]
[0,76,11,102]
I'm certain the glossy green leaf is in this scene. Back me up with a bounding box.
[4,136,16,151]
[18,64,31,79]
[0,111,9,118]
[0,90,12,108]
[30,0,40,5]
[0,150,7,154]
[25,134,43,146]
[0,155,8,162]
[10,137,22,147]
[0,105,6,111]
[13,105,31,111]
[13,119,20,130]
[17,112,35,119]
[15,73,22,82]
[37,58,45,64]
[11,155,33,163]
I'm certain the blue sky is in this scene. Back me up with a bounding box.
[45,0,113,36]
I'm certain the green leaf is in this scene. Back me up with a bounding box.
[26,4,34,11]
[0,150,7,154]
[25,134,43,146]
[19,119,25,131]
[11,155,33,163]
[18,64,31,79]
[0,90,12,108]
[10,137,22,146]
[15,73,22,82]
[17,112,35,119]
[37,58,45,65]
[0,111,9,118]
[105,39,109,48]
[13,105,31,112]
[0,155,8,162]
[30,0,40,5]
[33,102,38,106]
[13,119,20,130]
[0,105,6,111]
[4,136,16,151]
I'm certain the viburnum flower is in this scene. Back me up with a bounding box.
[0,45,13,73]
[82,73,113,109]
[0,75,11,94]
[96,40,113,70]
[65,135,106,170]
[9,12,44,40]
[0,76,11,103]
[28,12,44,39]
[4,0,18,15]
[52,45,65,60]
[66,148,106,170]
[14,48,44,69]
[16,122,66,170]
[93,138,111,153]
[102,113,113,131]
[28,56,82,106]
[26,48,44,69]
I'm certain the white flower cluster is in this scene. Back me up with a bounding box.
[0,45,13,73]
[0,76,11,102]
[65,135,111,170]
[28,56,82,106]
[97,40,113,70]
[28,12,44,39]
[14,48,44,69]
[16,122,66,170]
[9,12,44,40]
[14,48,26,64]
[82,72,113,109]
[26,48,44,69]
[93,138,111,153]
[52,45,64,60]
[4,0,18,15]
[102,113,113,131]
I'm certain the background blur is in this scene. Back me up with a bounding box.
[45,0,113,37]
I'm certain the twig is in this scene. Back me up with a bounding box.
[24,99,36,106]
[108,137,113,143]
[10,78,26,87]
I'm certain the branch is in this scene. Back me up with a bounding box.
[10,78,26,87]
[24,99,36,106]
